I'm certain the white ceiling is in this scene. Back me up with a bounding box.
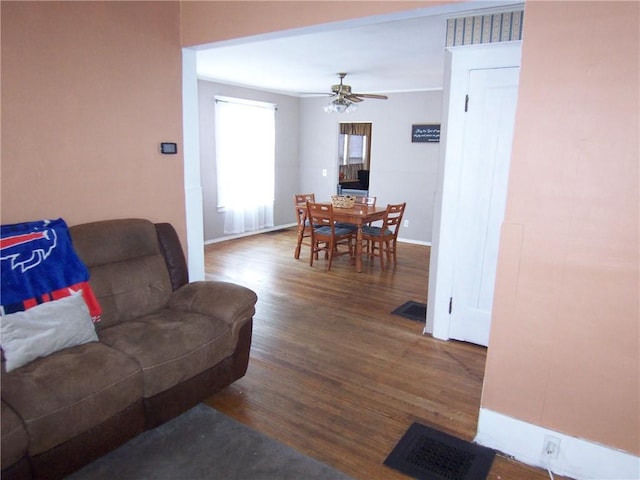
[195,1,521,97]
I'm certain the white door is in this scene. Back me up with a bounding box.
[448,67,520,346]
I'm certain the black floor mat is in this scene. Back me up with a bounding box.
[391,301,427,323]
[384,422,496,480]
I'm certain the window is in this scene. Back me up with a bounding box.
[339,133,367,165]
[215,97,275,234]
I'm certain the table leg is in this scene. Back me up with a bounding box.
[355,226,363,272]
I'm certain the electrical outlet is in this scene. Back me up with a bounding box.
[403,220,409,228]
[543,435,560,459]
[322,169,327,177]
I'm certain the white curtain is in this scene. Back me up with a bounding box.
[215,98,275,234]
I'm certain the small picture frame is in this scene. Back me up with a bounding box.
[411,124,440,143]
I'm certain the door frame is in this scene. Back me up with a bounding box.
[425,41,522,341]
[182,48,206,282]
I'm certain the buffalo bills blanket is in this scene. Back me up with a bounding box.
[0,218,101,321]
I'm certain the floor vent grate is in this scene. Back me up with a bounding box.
[391,301,427,323]
[384,423,495,480]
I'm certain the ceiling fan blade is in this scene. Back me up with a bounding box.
[344,94,364,103]
[322,73,388,103]
[351,93,388,100]
[300,92,336,97]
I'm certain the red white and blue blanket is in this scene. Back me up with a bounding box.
[0,218,101,321]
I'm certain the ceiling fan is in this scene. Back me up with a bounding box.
[322,73,388,113]
[329,72,388,103]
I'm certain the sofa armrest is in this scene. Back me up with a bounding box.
[168,281,257,327]
[155,222,189,291]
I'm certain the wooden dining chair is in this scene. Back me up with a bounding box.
[354,195,376,207]
[306,201,354,271]
[362,202,406,269]
[293,193,315,259]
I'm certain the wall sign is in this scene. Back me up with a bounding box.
[412,124,440,143]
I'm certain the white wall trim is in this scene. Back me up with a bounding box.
[476,408,640,480]
[398,237,431,247]
[203,225,432,247]
[182,48,205,281]
[204,224,296,245]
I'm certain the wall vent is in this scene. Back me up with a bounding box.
[446,10,524,47]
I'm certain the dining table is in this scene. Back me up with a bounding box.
[329,203,387,272]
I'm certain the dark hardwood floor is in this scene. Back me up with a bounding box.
[204,228,564,480]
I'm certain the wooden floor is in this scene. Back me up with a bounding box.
[204,228,564,480]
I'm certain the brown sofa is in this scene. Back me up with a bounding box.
[1,219,257,480]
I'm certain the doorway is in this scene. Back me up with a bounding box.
[337,122,372,196]
[181,15,522,295]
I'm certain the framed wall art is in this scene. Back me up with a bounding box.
[412,124,440,143]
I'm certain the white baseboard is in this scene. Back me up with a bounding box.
[204,223,296,245]
[204,225,432,247]
[398,237,431,246]
[475,408,640,480]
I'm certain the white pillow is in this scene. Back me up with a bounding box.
[1,290,98,372]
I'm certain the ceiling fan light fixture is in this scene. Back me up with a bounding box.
[324,97,357,114]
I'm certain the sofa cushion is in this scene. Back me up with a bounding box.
[70,219,173,329]
[1,290,98,372]
[98,309,237,398]
[1,400,28,470]
[1,342,143,456]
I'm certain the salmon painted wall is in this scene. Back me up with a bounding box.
[1,2,186,244]
[179,0,640,456]
[180,0,440,47]
[482,2,639,455]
